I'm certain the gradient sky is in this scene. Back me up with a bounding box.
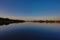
[0,0,60,19]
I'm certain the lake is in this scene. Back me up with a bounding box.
[0,22,60,40]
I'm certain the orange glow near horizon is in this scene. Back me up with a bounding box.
[0,13,60,20]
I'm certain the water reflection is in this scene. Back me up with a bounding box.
[0,22,60,40]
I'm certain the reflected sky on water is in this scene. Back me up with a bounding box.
[0,22,60,40]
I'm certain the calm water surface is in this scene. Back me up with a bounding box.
[0,22,60,40]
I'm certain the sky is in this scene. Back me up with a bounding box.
[0,0,60,20]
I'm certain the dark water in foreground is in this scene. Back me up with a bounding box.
[0,22,60,40]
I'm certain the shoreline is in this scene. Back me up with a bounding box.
[0,17,60,25]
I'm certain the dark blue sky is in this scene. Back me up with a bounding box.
[0,0,60,19]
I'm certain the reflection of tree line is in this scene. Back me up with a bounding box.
[0,17,60,25]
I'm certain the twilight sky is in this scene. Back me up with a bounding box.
[0,0,60,20]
